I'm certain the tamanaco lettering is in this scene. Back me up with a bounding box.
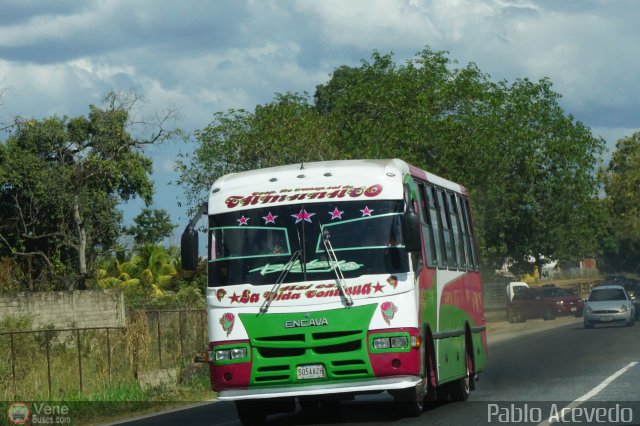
[224,184,383,209]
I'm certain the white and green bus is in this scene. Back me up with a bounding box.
[181,159,487,424]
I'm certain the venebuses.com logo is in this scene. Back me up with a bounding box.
[6,402,71,425]
[7,402,30,425]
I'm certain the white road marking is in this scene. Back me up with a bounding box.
[537,361,638,426]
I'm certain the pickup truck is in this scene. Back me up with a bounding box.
[506,281,529,302]
[508,286,584,323]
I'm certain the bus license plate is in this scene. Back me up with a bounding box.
[570,307,577,312]
[297,364,325,380]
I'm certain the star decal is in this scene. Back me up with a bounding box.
[373,282,385,293]
[237,215,249,226]
[229,292,240,303]
[329,207,344,220]
[360,206,374,217]
[262,212,278,225]
[292,208,315,224]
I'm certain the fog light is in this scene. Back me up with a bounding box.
[390,336,408,348]
[373,337,391,349]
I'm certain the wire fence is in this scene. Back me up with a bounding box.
[0,309,207,400]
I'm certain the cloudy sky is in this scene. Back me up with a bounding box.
[1,0,639,237]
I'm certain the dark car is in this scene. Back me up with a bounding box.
[508,286,584,323]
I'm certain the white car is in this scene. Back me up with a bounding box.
[583,285,635,328]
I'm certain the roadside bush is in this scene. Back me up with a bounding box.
[0,315,39,399]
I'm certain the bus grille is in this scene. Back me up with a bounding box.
[239,304,377,386]
[251,330,370,383]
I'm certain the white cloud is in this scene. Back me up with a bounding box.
[1,0,640,228]
[292,0,441,51]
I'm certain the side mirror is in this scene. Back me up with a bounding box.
[402,185,421,253]
[402,210,421,252]
[180,202,208,271]
[181,225,199,271]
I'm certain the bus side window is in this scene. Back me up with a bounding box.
[448,193,466,270]
[431,187,447,269]
[456,194,471,271]
[461,198,479,271]
[437,189,456,269]
[417,182,437,267]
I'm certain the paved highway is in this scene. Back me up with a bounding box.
[112,318,640,426]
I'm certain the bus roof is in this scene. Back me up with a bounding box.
[208,159,465,214]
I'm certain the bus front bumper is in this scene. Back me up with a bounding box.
[217,375,422,401]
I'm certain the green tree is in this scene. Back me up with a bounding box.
[126,208,177,245]
[97,243,180,302]
[0,92,179,290]
[175,92,341,213]
[177,48,604,272]
[600,131,640,272]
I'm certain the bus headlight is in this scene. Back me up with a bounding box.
[390,336,408,348]
[215,350,231,361]
[230,348,247,359]
[214,347,248,361]
[373,336,408,349]
[373,337,391,349]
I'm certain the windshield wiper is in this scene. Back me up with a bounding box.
[322,228,354,307]
[259,250,301,314]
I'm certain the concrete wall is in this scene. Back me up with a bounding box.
[483,280,509,310]
[0,289,125,329]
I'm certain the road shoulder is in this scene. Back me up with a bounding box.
[486,315,582,345]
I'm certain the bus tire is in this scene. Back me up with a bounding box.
[423,327,438,403]
[448,343,472,402]
[235,400,267,426]
[393,386,424,417]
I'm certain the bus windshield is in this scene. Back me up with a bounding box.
[208,200,409,286]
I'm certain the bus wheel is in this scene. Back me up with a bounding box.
[449,350,472,402]
[235,400,267,426]
[393,385,424,417]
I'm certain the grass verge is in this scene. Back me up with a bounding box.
[0,367,216,426]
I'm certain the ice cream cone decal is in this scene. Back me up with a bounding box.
[380,301,398,325]
[386,275,398,289]
[216,289,227,302]
[220,313,235,336]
